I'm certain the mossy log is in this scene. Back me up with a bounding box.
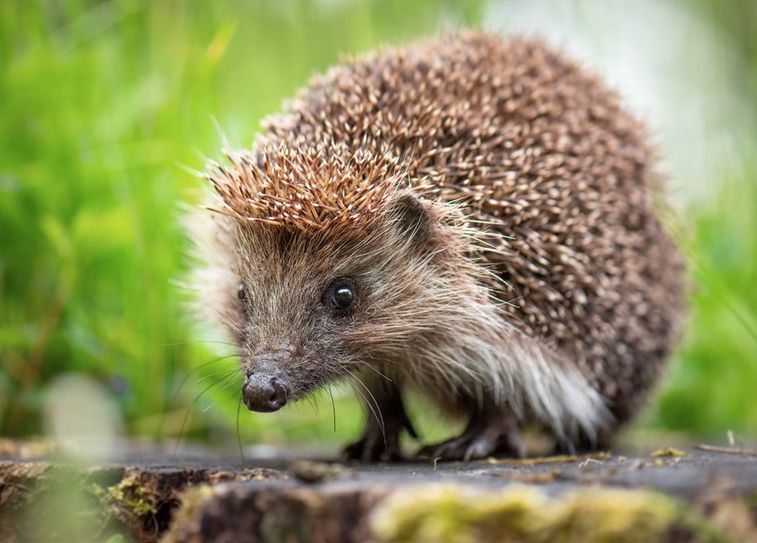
[0,452,285,543]
[0,444,755,542]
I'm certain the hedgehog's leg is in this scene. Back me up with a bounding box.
[553,425,614,455]
[418,404,524,461]
[341,378,417,462]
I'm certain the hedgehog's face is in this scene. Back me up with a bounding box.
[233,192,455,412]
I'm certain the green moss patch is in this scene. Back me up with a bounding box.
[372,484,727,543]
[650,447,689,458]
[106,475,159,518]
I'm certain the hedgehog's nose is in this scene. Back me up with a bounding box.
[242,374,289,412]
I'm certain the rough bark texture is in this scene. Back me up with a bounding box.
[0,443,755,542]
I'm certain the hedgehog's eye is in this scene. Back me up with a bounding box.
[238,284,248,303]
[326,279,356,315]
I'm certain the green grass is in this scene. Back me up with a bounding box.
[0,0,755,448]
[652,149,757,435]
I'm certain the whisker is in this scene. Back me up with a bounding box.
[223,378,244,401]
[236,396,246,466]
[169,354,238,393]
[358,361,392,383]
[160,353,238,439]
[162,339,238,347]
[217,371,243,392]
[303,391,320,415]
[346,370,385,433]
[327,384,336,432]
[172,367,241,457]
[344,370,386,447]
[344,377,377,431]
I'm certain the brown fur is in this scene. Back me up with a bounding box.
[193,32,685,451]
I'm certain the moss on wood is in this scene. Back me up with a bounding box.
[371,485,729,543]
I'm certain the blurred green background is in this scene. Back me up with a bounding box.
[1,0,755,451]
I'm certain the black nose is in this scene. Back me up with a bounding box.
[242,375,288,412]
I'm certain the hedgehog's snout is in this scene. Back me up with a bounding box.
[242,371,289,412]
[242,352,290,412]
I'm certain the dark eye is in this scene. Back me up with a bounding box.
[326,279,357,314]
[238,284,247,303]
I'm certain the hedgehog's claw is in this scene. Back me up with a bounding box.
[341,427,404,463]
[417,411,524,462]
[341,413,416,462]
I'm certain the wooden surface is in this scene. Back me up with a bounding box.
[0,443,755,542]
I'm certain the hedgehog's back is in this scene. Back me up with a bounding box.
[258,32,686,424]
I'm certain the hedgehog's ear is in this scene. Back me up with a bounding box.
[389,192,431,246]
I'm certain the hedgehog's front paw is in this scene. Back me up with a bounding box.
[342,393,419,462]
[341,425,404,462]
[418,414,524,462]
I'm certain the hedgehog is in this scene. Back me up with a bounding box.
[190,32,685,461]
